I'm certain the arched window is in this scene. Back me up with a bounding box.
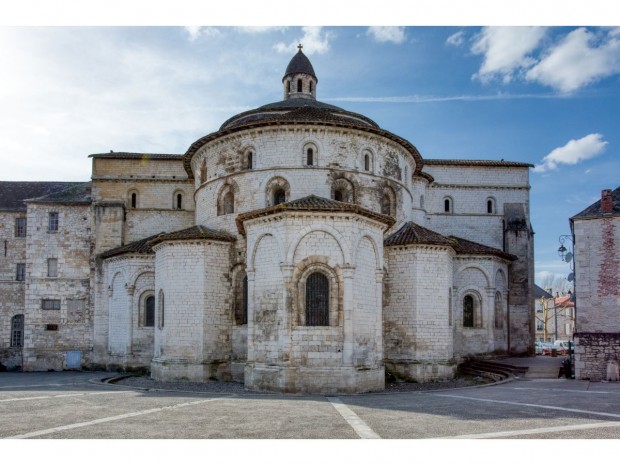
[274,188,286,205]
[234,272,248,325]
[364,154,370,171]
[463,295,474,328]
[158,290,165,328]
[487,198,495,214]
[223,192,234,214]
[444,197,452,213]
[306,272,329,326]
[334,190,343,202]
[297,79,302,92]
[246,151,253,170]
[145,295,155,327]
[200,159,207,184]
[287,80,291,93]
[494,292,503,329]
[129,192,137,209]
[309,81,313,93]
[306,147,314,166]
[11,314,24,347]
[176,193,183,210]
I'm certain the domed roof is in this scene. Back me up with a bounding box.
[283,47,317,82]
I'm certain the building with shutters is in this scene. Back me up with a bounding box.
[0,47,535,393]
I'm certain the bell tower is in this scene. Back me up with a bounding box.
[282,44,318,100]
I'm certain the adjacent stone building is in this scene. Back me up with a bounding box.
[572,187,620,381]
[0,48,535,393]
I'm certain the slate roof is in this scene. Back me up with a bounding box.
[236,195,395,235]
[0,181,84,212]
[99,226,236,260]
[283,49,317,81]
[571,186,620,220]
[27,182,92,205]
[534,284,554,299]
[89,152,183,160]
[384,221,517,261]
[423,159,534,168]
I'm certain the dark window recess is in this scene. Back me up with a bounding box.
[16,263,25,281]
[274,189,286,205]
[223,192,234,214]
[309,81,313,93]
[15,217,27,237]
[463,295,474,328]
[334,190,343,202]
[297,79,302,92]
[242,275,248,325]
[11,315,24,347]
[364,154,370,171]
[42,299,61,310]
[131,193,137,208]
[381,194,391,216]
[444,199,451,213]
[46,324,59,331]
[287,80,291,93]
[487,200,493,214]
[306,272,329,326]
[246,152,253,170]
[306,148,313,166]
[49,212,59,232]
[176,194,183,210]
[145,295,155,327]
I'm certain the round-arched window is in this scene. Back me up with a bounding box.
[306,272,329,326]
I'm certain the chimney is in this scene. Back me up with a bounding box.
[601,189,613,213]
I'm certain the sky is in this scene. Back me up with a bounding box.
[1,3,619,293]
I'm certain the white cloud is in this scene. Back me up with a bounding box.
[446,30,465,47]
[366,27,406,44]
[183,26,221,41]
[274,27,333,55]
[471,26,547,83]
[235,26,288,34]
[525,27,620,93]
[533,133,608,173]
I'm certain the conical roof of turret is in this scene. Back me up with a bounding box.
[283,48,317,82]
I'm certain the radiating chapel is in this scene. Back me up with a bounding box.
[0,47,535,393]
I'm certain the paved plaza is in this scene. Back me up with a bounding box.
[2,368,620,440]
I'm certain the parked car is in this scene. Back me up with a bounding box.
[554,341,570,355]
[541,343,554,356]
[535,341,543,355]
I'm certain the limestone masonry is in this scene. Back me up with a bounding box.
[0,48,535,394]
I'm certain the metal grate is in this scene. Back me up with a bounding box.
[463,295,474,327]
[306,272,329,326]
[11,315,24,347]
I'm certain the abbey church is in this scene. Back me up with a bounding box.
[0,48,534,394]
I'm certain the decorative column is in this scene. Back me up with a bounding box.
[279,263,294,365]
[246,268,256,364]
[341,264,355,365]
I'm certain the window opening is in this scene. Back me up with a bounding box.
[297,79,302,92]
[176,193,183,210]
[47,258,58,278]
[309,81,313,93]
[306,147,314,166]
[145,295,155,327]
[131,193,137,208]
[381,194,392,216]
[274,188,286,205]
[444,199,451,213]
[223,192,234,214]
[16,263,26,282]
[487,199,493,214]
[306,272,329,326]
[364,154,370,171]
[49,212,59,232]
[11,315,24,347]
[463,295,474,327]
[246,151,253,170]
[334,190,343,202]
[15,218,27,237]
[42,299,61,310]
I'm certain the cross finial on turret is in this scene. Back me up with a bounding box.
[297,44,303,52]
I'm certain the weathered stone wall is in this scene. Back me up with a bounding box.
[23,203,92,371]
[574,332,620,381]
[0,211,27,368]
[574,216,620,332]
[124,210,194,242]
[151,240,232,382]
[384,245,455,381]
[244,211,386,394]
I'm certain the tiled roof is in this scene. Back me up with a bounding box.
[423,159,534,168]
[88,152,183,160]
[555,294,575,308]
[27,182,92,205]
[571,186,620,220]
[384,221,455,247]
[147,225,236,246]
[99,233,162,259]
[99,226,236,260]
[449,236,518,261]
[0,181,83,212]
[236,195,395,235]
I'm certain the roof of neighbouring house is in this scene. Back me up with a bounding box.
[0,181,85,211]
[534,284,554,299]
[26,182,92,205]
[571,186,620,220]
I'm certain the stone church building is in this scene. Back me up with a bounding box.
[0,48,535,394]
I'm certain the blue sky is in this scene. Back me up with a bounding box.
[1,20,619,288]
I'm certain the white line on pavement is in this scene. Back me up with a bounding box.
[0,383,89,389]
[436,421,620,439]
[327,397,381,439]
[512,387,620,395]
[0,390,136,403]
[4,397,224,439]
[435,393,620,419]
